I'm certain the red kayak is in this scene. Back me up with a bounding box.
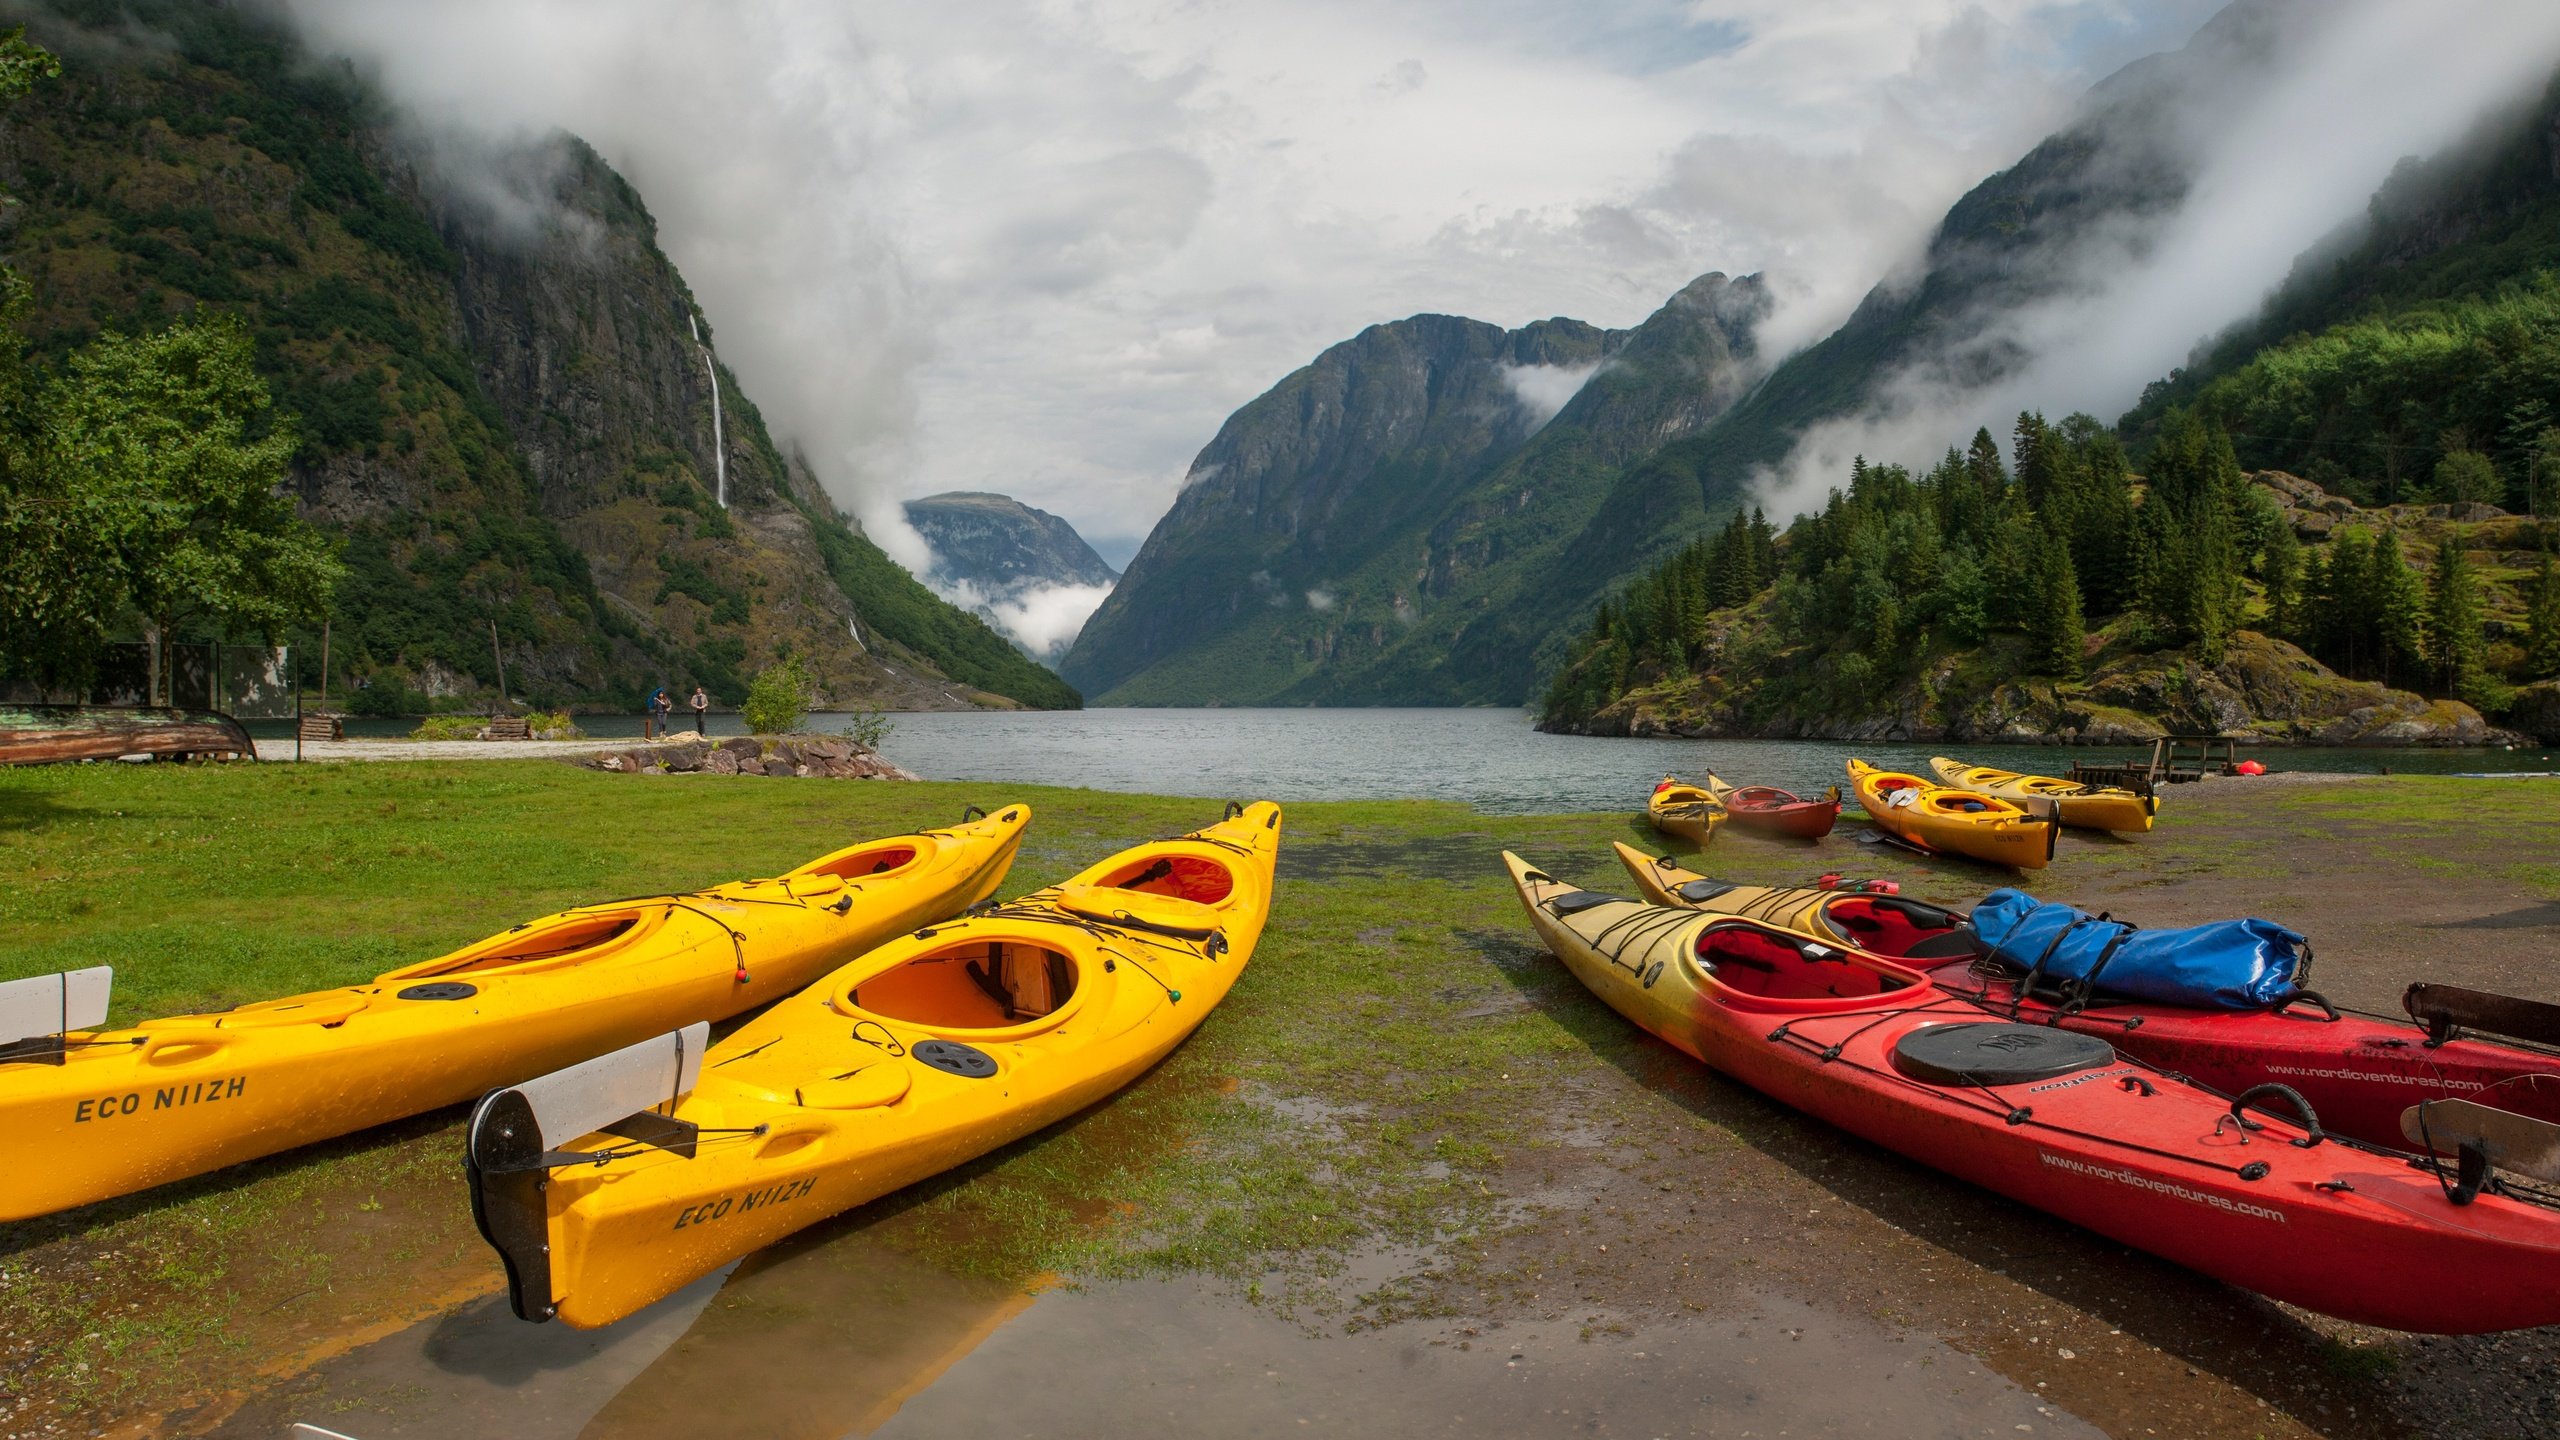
[1610,847,2560,1153]
[1514,852,2560,1335]
[1704,770,1840,840]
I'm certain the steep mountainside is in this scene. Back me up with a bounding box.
[2123,69,2560,497]
[1064,273,1768,704]
[0,0,1072,711]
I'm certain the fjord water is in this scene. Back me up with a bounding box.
[864,708,2528,812]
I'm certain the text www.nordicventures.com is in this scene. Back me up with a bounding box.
[2040,1151,2288,1223]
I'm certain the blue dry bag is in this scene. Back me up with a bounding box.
[1969,889,2307,1010]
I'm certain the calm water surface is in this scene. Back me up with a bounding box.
[259,708,2545,811]
[870,708,2538,812]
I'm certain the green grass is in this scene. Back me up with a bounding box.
[3,762,2542,1428]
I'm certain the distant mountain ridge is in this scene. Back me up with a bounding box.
[1062,273,1769,703]
[908,492,1119,593]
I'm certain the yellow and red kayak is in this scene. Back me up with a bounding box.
[1846,759,2054,870]
[468,801,1283,1329]
[1647,776,1722,847]
[1928,757,2155,832]
[0,807,1028,1221]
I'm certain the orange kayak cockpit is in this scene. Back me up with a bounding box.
[1693,920,1928,1014]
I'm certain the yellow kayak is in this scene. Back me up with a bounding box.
[1846,759,2055,870]
[0,807,1028,1221]
[468,801,1283,1329]
[1647,776,1723,847]
[1928,757,2155,832]
[1611,843,1979,962]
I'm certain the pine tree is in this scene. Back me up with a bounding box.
[2262,521,2301,637]
[2526,551,2560,680]
[2424,535,2485,698]
[2371,531,2427,688]
[2028,535,2086,680]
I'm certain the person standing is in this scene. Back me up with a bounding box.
[689,685,710,735]
[645,685,670,739]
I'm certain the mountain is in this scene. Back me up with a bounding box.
[0,0,1075,712]
[1537,40,2560,749]
[1061,273,1768,703]
[908,492,1119,593]
[2122,68,2560,501]
[1066,0,2308,707]
[904,490,1119,661]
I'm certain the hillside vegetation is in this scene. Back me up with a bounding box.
[1541,412,2548,744]
[0,0,1072,711]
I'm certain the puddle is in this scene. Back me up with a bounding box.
[204,1255,2094,1440]
[875,1276,2099,1440]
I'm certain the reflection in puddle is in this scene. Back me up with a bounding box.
[577,1241,1036,1439]
[206,1242,2095,1440]
[878,1277,2099,1440]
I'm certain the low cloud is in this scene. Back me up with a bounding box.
[1498,360,1604,429]
[282,0,2226,561]
[1305,588,1338,612]
[929,577,1114,661]
[1753,0,2560,523]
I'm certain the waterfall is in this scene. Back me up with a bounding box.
[689,313,727,508]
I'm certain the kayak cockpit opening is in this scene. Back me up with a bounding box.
[392,911,646,979]
[798,843,922,881]
[1695,923,1921,1003]
[1098,853,1234,905]
[848,941,1079,1029]
[1820,897,1980,962]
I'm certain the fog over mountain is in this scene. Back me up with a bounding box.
[278,0,2220,574]
[1757,0,2560,520]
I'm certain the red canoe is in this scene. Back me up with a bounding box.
[1704,770,1839,840]
[1513,853,2560,1335]
[1610,851,2560,1155]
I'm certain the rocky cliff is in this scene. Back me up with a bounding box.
[1568,626,2509,747]
[1063,274,1769,704]
[0,0,1073,711]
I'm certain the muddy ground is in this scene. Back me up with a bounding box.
[5,770,2556,1439]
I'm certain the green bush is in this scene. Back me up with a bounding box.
[844,709,894,750]
[409,714,481,740]
[740,658,814,734]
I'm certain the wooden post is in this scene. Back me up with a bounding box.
[318,618,331,716]
[488,616,509,712]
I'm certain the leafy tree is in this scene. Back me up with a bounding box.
[741,656,816,733]
[44,317,343,700]
[2424,536,2485,699]
[2433,449,2502,506]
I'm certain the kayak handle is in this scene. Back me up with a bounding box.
[1223,801,1246,820]
[2227,1083,2326,1148]
[2273,989,2340,1023]
[962,805,989,822]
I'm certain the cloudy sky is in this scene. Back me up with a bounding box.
[286,0,2227,568]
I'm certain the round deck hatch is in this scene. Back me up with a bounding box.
[1890,1022,2113,1086]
